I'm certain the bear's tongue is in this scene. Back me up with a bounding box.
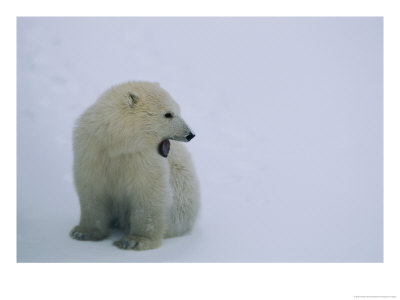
[158,139,170,158]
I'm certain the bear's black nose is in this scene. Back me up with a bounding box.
[186,132,195,142]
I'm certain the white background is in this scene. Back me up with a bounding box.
[3,1,399,299]
[17,17,383,263]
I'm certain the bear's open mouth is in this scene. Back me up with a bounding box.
[158,139,170,158]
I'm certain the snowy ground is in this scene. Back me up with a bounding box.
[17,17,383,262]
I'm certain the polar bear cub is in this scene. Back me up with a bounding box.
[70,81,200,250]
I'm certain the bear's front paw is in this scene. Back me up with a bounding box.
[113,235,161,250]
[70,226,108,241]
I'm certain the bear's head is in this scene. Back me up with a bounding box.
[95,81,195,158]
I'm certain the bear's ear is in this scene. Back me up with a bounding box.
[127,92,139,108]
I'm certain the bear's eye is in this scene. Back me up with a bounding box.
[164,112,173,118]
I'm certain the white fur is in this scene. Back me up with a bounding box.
[70,81,200,250]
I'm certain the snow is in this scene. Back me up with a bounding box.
[17,17,383,262]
